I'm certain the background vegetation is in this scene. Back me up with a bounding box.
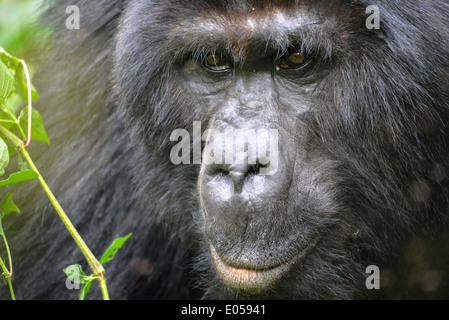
[0,0,46,69]
[0,0,131,300]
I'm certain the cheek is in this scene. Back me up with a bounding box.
[275,82,318,117]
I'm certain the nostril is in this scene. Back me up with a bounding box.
[247,160,271,176]
[206,164,230,177]
[204,162,265,194]
[248,163,260,175]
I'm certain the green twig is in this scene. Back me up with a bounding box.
[0,124,109,300]
[99,279,109,300]
[0,256,15,300]
[21,148,108,297]
[0,220,13,278]
[21,148,105,276]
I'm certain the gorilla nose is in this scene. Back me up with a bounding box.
[208,163,262,194]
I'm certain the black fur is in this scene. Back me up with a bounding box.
[1,0,448,299]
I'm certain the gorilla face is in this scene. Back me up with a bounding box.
[185,5,363,297]
[114,0,449,299]
[2,0,447,301]
[194,23,336,294]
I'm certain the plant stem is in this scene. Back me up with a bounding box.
[20,148,107,282]
[0,124,22,147]
[0,124,109,299]
[0,220,14,278]
[6,274,14,300]
[99,279,110,300]
[0,256,15,300]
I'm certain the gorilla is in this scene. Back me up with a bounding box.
[1,0,448,300]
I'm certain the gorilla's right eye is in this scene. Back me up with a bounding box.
[203,53,231,72]
[279,49,310,70]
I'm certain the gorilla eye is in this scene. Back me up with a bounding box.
[203,53,231,72]
[279,49,308,70]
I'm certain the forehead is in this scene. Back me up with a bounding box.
[196,8,321,39]
[169,1,355,58]
[181,5,323,40]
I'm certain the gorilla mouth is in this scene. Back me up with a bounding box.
[210,242,316,293]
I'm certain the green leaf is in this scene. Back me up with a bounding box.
[0,106,15,131]
[78,280,93,300]
[0,193,20,219]
[63,264,95,300]
[100,233,132,265]
[15,63,39,103]
[0,138,9,177]
[0,59,15,103]
[65,234,133,300]
[63,264,88,285]
[0,48,20,72]
[18,107,50,144]
[0,169,38,187]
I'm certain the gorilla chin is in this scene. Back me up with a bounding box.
[210,242,317,294]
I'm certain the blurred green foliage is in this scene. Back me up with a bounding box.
[0,0,47,113]
[0,0,46,60]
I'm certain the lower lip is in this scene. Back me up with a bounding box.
[210,246,295,293]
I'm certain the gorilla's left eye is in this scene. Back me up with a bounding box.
[203,53,231,72]
[279,49,309,70]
